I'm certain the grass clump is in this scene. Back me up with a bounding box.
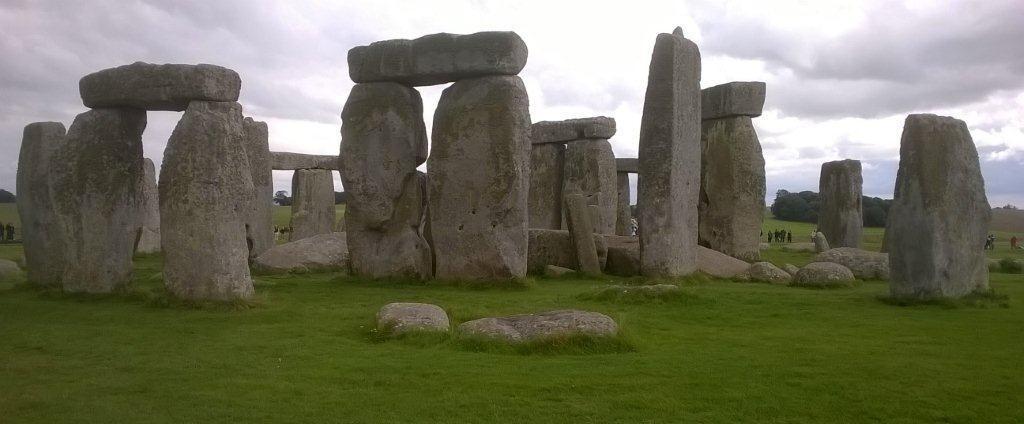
[453,331,637,356]
[578,283,687,304]
[995,258,1023,274]
[879,289,1011,309]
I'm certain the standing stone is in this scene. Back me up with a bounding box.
[563,139,617,234]
[565,194,602,276]
[52,109,146,293]
[135,158,161,254]
[528,141,565,229]
[160,101,254,301]
[242,117,274,258]
[16,122,67,287]
[340,82,432,279]
[818,159,863,248]
[698,115,765,261]
[289,169,336,241]
[813,231,831,253]
[637,27,701,277]
[79,62,241,111]
[887,114,991,299]
[615,172,632,235]
[428,76,531,281]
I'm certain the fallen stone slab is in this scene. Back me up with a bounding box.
[814,247,889,280]
[615,158,638,174]
[697,245,749,278]
[783,263,801,276]
[527,229,607,274]
[16,121,67,287]
[80,62,240,111]
[377,303,450,335]
[544,265,575,277]
[792,262,856,288]
[348,31,528,86]
[701,81,766,120]
[531,117,616,144]
[603,235,640,277]
[458,309,618,343]
[0,259,22,281]
[746,262,792,284]
[270,152,340,170]
[253,232,349,274]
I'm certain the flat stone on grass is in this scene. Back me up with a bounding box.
[458,310,618,344]
[792,262,856,288]
[377,303,450,335]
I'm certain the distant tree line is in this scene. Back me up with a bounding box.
[0,189,15,203]
[770,190,892,227]
[273,190,346,206]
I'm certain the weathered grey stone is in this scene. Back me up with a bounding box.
[814,247,889,280]
[16,122,67,287]
[135,158,161,254]
[701,81,766,120]
[52,109,145,293]
[637,28,701,277]
[544,265,575,277]
[746,262,792,284]
[615,173,632,235]
[458,310,618,343]
[604,235,641,276]
[527,142,564,229]
[253,232,348,274]
[160,101,254,301]
[785,242,817,253]
[0,259,23,281]
[615,158,638,174]
[377,302,450,334]
[427,76,530,281]
[340,82,432,280]
[696,245,749,278]
[813,231,831,253]
[527,229,606,274]
[348,31,528,86]
[563,139,617,234]
[888,114,991,299]
[818,159,863,248]
[270,152,340,170]
[289,169,336,241]
[698,116,765,261]
[242,118,274,258]
[79,62,240,111]
[783,263,801,276]
[565,194,602,276]
[531,117,616,144]
[793,262,856,287]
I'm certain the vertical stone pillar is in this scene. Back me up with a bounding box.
[562,138,617,234]
[340,82,432,279]
[135,158,161,254]
[243,117,274,257]
[565,194,602,276]
[527,141,565,230]
[818,159,863,248]
[637,27,701,277]
[615,172,632,235]
[887,114,990,300]
[428,75,531,281]
[52,109,146,293]
[289,169,337,241]
[160,101,254,301]
[16,122,68,287]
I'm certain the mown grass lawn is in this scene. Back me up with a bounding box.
[1,240,1022,423]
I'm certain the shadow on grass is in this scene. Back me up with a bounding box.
[878,290,1010,309]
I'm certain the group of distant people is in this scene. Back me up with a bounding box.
[764,229,793,243]
[0,222,15,241]
[984,234,1022,250]
[273,225,293,240]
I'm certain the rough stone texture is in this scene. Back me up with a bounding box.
[700,81,766,120]
[427,76,531,281]
[527,229,607,274]
[528,142,564,229]
[544,265,575,277]
[746,262,792,284]
[242,118,274,258]
[348,31,528,86]
[16,122,67,287]
[793,262,856,287]
[458,310,618,343]
[80,62,240,111]
[615,173,632,235]
[813,232,831,253]
[698,116,765,261]
[340,82,432,280]
[531,117,616,144]
[814,247,889,280]
[270,152,340,170]
[783,263,801,276]
[616,158,638,174]
[253,232,348,274]
[888,114,991,299]
[135,158,161,254]
[818,159,863,248]
[376,303,450,334]
[604,235,640,276]
[562,139,617,234]
[289,169,337,241]
[51,109,145,293]
[564,194,602,276]
[160,101,254,301]
[637,28,701,277]
[697,245,749,278]
[0,259,22,281]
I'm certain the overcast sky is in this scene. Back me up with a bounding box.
[2,0,1022,206]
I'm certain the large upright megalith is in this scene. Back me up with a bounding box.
[243,117,274,257]
[428,75,531,280]
[52,109,146,293]
[637,27,701,277]
[698,82,766,261]
[16,122,67,287]
[340,82,432,279]
[289,169,336,241]
[887,114,991,299]
[615,172,631,235]
[135,158,161,254]
[527,139,565,230]
[562,141,617,233]
[160,101,254,301]
[818,159,863,248]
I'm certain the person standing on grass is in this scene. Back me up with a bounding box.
[0,221,4,240]
[787,231,793,243]
[4,223,12,241]
[1010,235,1018,250]
[767,231,773,243]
